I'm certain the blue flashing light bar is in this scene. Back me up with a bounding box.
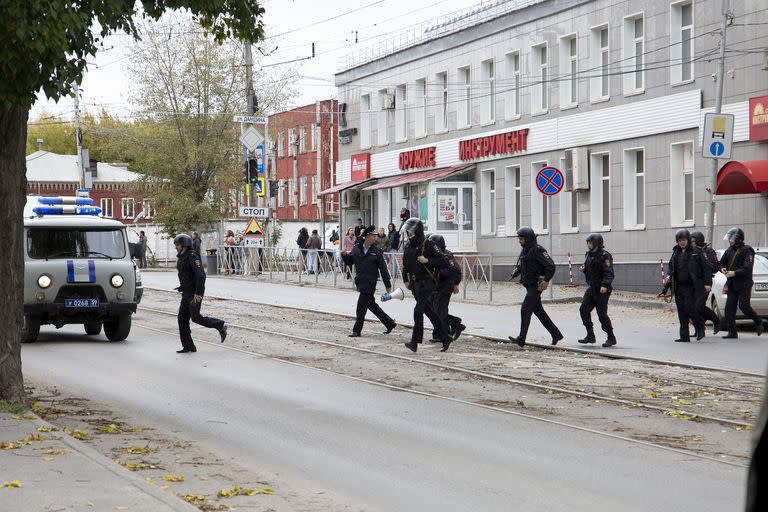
[33,206,102,216]
[38,197,94,206]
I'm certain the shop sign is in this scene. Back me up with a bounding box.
[399,146,436,170]
[351,153,371,180]
[339,127,357,145]
[750,96,768,141]
[459,128,529,161]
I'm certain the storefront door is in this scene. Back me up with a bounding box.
[434,183,476,252]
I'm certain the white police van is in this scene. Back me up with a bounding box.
[23,192,142,343]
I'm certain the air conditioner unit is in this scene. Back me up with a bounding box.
[380,93,395,110]
[564,147,589,191]
[342,189,360,208]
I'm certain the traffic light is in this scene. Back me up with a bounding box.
[248,158,259,184]
[269,180,278,198]
[241,161,249,184]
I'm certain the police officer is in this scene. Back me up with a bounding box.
[401,218,452,352]
[507,227,563,347]
[427,234,465,341]
[718,227,764,339]
[577,233,617,347]
[341,225,397,337]
[174,233,227,353]
[690,230,721,335]
[665,229,708,342]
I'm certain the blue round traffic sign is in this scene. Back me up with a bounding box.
[536,166,565,196]
[710,141,724,157]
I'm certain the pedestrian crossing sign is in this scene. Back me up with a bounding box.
[254,177,266,197]
[243,217,265,237]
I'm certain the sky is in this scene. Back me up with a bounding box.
[30,0,483,121]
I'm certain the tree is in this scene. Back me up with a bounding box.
[0,1,265,404]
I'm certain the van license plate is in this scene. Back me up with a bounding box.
[755,283,768,292]
[65,299,100,308]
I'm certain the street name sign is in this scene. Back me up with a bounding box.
[702,113,734,159]
[234,115,266,124]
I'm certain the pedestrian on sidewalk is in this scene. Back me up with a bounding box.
[353,218,365,239]
[577,233,617,347]
[306,229,322,274]
[173,233,227,353]
[691,230,721,336]
[191,231,202,257]
[398,208,410,231]
[665,229,708,342]
[427,233,465,341]
[296,227,309,273]
[387,222,400,278]
[223,230,235,275]
[376,227,391,253]
[718,227,765,339]
[342,227,356,279]
[341,225,396,338]
[138,230,147,268]
[507,227,563,347]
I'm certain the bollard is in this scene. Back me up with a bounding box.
[565,252,578,288]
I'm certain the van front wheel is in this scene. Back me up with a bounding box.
[104,314,131,341]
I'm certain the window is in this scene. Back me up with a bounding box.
[288,128,296,157]
[310,123,317,151]
[277,131,285,157]
[435,72,448,133]
[560,35,578,108]
[300,176,308,205]
[670,142,695,225]
[559,158,578,233]
[278,181,285,207]
[623,15,645,93]
[481,169,496,235]
[312,175,319,204]
[100,198,114,218]
[590,153,611,230]
[481,59,496,124]
[590,25,609,101]
[458,66,471,128]
[360,94,371,148]
[504,165,522,232]
[414,78,427,137]
[288,178,296,206]
[671,2,694,83]
[377,89,389,146]
[299,125,307,153]
[531,44,548,114]
[505,52,521,119]
[531,161,548,233]
[141,200,152,219]
[121,198,134,220]
[623,148,645,228]
[395,84,407,142]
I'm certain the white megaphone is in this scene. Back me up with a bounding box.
[381,287,405,302]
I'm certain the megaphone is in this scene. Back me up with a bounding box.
[381,287,405,302]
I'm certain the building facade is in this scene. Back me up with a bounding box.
[333,0,768,292]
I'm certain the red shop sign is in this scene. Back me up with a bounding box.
[750,96,768,142]
[351,153,371,180]
[399,146,436,171]
[459,128,529,161]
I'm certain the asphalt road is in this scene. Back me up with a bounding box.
[21,321,747,512]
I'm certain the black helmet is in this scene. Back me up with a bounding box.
[427,233,446,251]
[401,217,424,242]
[690,230,705,247]
[675,229,691,242]
[173,233,193,248]
[586,233,604,250]
[723,227,745,245]
[516,226,536,243]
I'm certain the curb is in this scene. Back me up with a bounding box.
[25,412,199,512]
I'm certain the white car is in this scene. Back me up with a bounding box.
[709,249,768,321]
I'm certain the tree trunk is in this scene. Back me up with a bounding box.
[0,105,28,403]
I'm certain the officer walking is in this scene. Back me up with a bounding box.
[690,230,721,336]
[507,227,563,347]
[341,225,397,338]
[427,234,465,341]
[401,218,452,352]
[665,229,708,342]
[577,233,617,347]
[718,227,764,339]
[174,233,227,353]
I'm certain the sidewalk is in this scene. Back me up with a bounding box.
[0,410,197,512]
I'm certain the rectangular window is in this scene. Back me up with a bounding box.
[312,175,319,204]
[590,26,609,101]
[360,94,371,148]
[100,198,114,218]
[559,158,578,232]
[277,131,285,157]
[504,165,522,232]
[458,66,471,128]
[299,125,307,153]
[671,2,694,83]
[142,200,152,219]
[377,89,389,145]
[300,176,307,205]
[623,148,646,228]
[531,161,548,233]
[623,15,645,93]
[589,153,610,230]
[481,169,496,235]
[395,84,407,142]
[288,178,296,206]
[288,128,296,157]
[481,59,495,124]
[670,142,694,225]
[278,181,285,207]
[505,52,521,119]
[310,123,317,151]
[531,44,548,113]
[414,78,427,137]
[121,198,134,220]
[435,72,448,133]
[560,35,578,108]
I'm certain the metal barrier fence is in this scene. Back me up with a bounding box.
[215,246,495,302]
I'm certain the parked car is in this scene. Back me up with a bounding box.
[710,249,768,321]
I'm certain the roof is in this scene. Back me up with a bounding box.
[362,164,474,191]
[716,160,768,194]
[25,151,141,183]
[24,216,127,229]
[318,177,377,196]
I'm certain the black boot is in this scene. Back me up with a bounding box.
[756,320,764,336]
[551,333,563,346]
[404,341,418,352]
[712,319,721,335]
[722,332,738,339]
[508,336,526,348]
[578,332,596,344]
[602,334,617,347]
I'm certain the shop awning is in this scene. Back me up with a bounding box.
[362,164,474,191]
[716,160,768,195]
[318,177,376,196]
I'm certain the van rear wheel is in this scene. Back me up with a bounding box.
[84,322,102,336]
[104,314,131,341]
[22,315,40,343]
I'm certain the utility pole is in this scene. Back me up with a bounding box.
[706,0,731,245]
[73,82,85,189]
[244,42,255,207]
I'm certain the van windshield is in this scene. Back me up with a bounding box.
[27,228,126,259]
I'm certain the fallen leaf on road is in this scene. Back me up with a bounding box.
[0,442,17,450]
[664,410,691,420]
[673,399,692,405]
[121,462,162,471]
[124,427,142,433]
[46,449,68,455]
[160,485,169,490]
[125,446,152,454]
[162,475,185,482]
[72,430,89,440]
[96,424,120,433]
[219,485,274,498]
[735,426,753,431]
[42,457,54,462]
[20,434,45,443]
[180,494,206,503]
[36,426,57,432]
[242,487,274,496]
[1,481,22,488]
[644,392,657,398]
[114,507,128,510]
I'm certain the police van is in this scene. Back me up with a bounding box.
[23,193,143,343]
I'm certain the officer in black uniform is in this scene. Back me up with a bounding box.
[401,218,452,352]
[507,227,563,347]
[174,233,227,353]
[690,230,721,335]
[718,227,764,339]
[577,233,617,347]
[341,225,396,337]
[665,229,708,342]
[427,234,465,341]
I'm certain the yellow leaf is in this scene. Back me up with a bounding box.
[162,475,184,482]
[160,485,169,490]
[114,507,129,510]
[644,392,657,398]
[241,487,274,496]
[145,478,156,485]
[46,449,68,455]
[42,457,54,462]
[0,442,17,450]
[180,495,206,503]
[126,446,151,454]
[96,424,120,433]
[72,430,89,440]
[36,426,57,432]
[545,389,555,395]
[124,427,142,433]
[1,481,22,488]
